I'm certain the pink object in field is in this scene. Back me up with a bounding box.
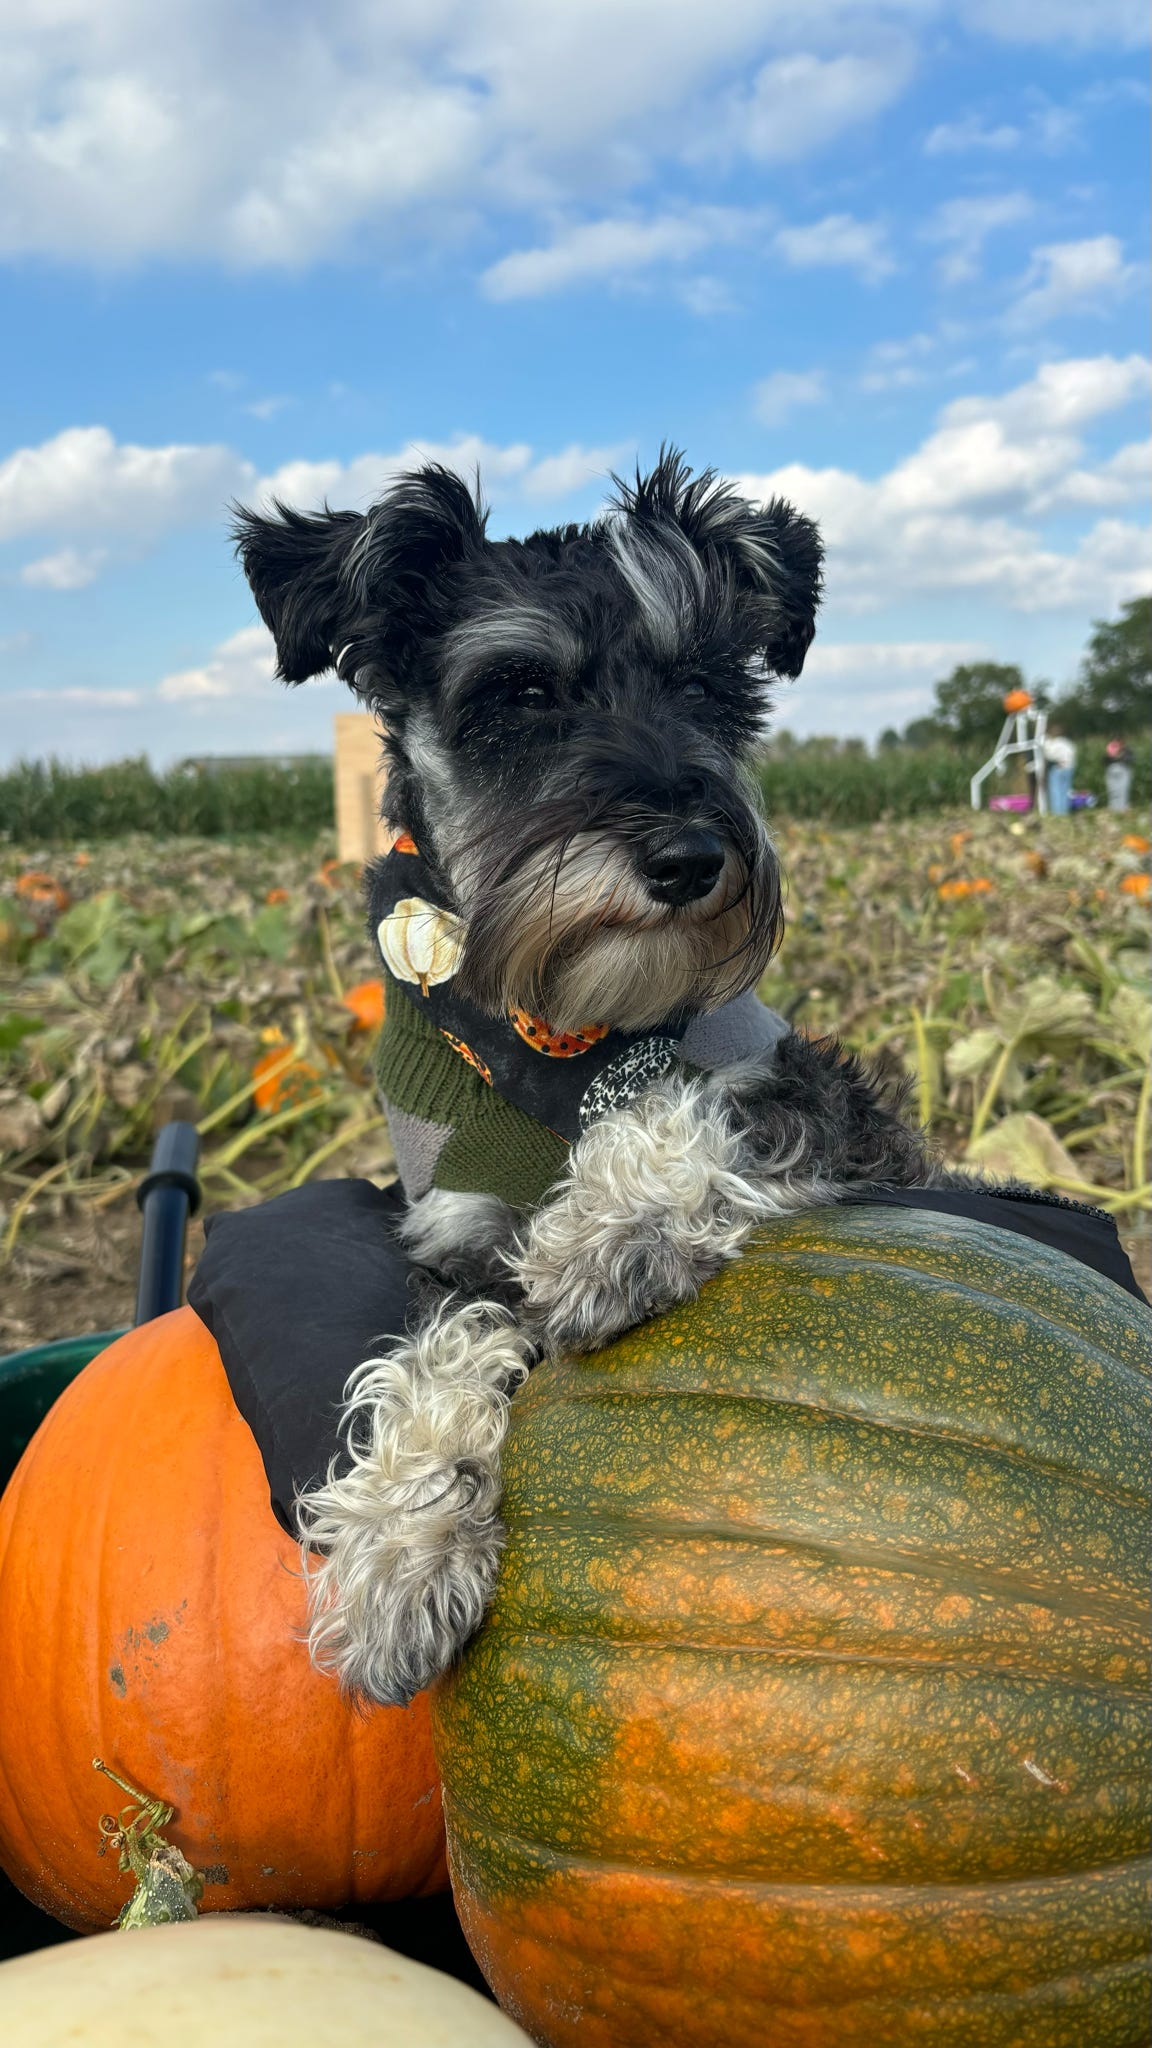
[988,794,1032,812]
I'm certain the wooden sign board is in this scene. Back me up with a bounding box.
[334,713,392,864]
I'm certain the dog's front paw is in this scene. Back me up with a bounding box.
[519,1223,664,1356]
[304,1460,506,1707]
[515,1081,765,1354]
[297,1301,533,1704]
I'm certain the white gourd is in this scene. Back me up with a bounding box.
[0,1916,532,2047]
[376,898,465,995]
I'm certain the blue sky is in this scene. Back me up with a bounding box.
[1,1,1148,766]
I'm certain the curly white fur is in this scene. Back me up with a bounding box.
[515,1072,829,1353]
[296,1298,534,1705]
[298,1076,835,1707]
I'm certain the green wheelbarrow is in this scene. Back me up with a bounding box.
[0,1121,202,1493]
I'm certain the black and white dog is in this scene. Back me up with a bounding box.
[234,451,943,1707]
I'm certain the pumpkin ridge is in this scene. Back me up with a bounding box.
[721,1225,1152,1378]
[574,1273,1152,1399]
[513,1384,1148,1509]
[479,1625,1150,1695]
[496,1513,1148,1624]
[448,1786,1152,1898]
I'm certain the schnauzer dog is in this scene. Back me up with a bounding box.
[234,450,940,1709]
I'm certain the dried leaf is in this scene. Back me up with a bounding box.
[945,1028,1001,1081]
[964,1112,1081,1186]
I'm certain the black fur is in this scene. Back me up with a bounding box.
[733,1031,933,1190]
[235,448,822,1028]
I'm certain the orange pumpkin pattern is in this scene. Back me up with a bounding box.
[440,1031,494,1085]
[508,1009,609,1057]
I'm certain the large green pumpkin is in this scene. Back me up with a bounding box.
[433,1205,1152,2048]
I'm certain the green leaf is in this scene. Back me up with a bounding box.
[0,1011,44,1053]
[250,904,294,961]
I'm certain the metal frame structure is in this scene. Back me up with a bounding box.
[970,704,1049,813]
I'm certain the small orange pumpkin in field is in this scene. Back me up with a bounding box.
[342,978,386,1031]
[252,1041,322,1112]
[0,1308,448,1931]
[14,870,70,918]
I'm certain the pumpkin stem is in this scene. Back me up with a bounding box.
[93,1758,175,1872]
[92,1758,204,1928]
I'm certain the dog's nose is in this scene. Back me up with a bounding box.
[640,829,726,906]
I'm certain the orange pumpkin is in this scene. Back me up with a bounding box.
[342,979,386,1031]
[1001,687,1032,713]
[1120,872,1150,899]
[0,1309,448,1931]
[14,870,70,917]
[252,1043,322,1112]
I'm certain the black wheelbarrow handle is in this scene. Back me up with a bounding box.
[134,1121,202,1325]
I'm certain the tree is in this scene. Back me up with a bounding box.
[901,716,944,749]
[1058,596,1151,737]
[928,662,1027,748]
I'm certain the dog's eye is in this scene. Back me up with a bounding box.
[494,663,554,711]
[682,681,707,703]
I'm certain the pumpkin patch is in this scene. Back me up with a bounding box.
[0,1308,448,1930]
[434,1204,1152,2047]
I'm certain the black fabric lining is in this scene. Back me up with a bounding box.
[840,1184,1147,1304]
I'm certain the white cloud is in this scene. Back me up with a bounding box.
[736,354,1152,615]
[804,640,989,680]
[245,395,294,421]
[10,685,144,708]
[773,214,894,284]
[727,49,915,163]
[0,3,920,269]
[0,426,627,585]
[0,426,248,543]
[788,639,990,737]
[752,370,827,426]
[945,352,1151,431]
[2,3,1142,277]
[923,102,1081,156]
[959,0,1148,46]
[924,192,1033,285]
[924,115,1021,154]
[1007,235,1145,327]
[19,546,107,589]
[480,209,753,300]
[255,435,626,513]
[155,624,279,703]
[859,332,947,392]
[1033,438,1152,511]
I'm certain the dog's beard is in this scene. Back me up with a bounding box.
[453,827,781,1032]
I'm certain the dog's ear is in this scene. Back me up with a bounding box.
[232,466,487,686]
[231,502,364,683]
[342,464,487,630]
[614,447,823,679]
